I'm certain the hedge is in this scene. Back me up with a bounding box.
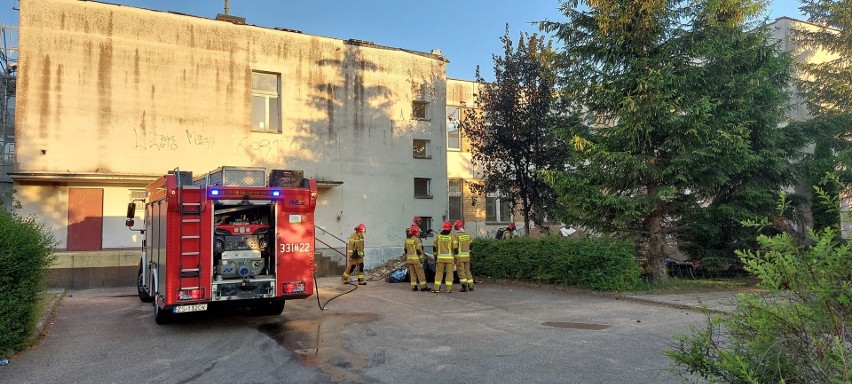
[0,210,56,355]
[471,236,640,291]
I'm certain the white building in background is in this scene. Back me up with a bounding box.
[12,0,450,285]
[768,17,850,239]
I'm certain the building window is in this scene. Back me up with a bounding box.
[448,179,463,222]
[251,71,281,132]
[413,139,431,159]
[129,189,146,211]
[414,178,432,198]
[447,106,460,150]
[419,216,434,236]
[412,101,429,120]
[486,191,513,223]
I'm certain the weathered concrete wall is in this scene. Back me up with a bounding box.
[44,250,138,288]
[16,0,449,253]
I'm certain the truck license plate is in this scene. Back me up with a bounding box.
[173,304,208,313]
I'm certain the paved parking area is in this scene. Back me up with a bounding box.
[0,278,721,383]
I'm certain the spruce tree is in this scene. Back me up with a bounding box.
[541,0,797,280]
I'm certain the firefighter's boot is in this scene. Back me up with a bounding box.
[421,285,430,292]
[468,284,474,291]
[412,285,419,291]
[342,274,349,284]
[460,283,468,292]
[358,278,367,285]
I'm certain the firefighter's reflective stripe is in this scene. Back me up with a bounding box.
[348,232,365,257]
[456,233,472,260]
[435,234,454,261]
[405,238,421,261]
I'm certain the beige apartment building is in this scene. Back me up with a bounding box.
[11,0,452,285]
[445,78,519,238]
[768,17,850,239]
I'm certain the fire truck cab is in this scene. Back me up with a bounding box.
[126,167,316,324]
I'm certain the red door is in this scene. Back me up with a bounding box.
[67,188,104,251]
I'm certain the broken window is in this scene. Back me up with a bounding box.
[412,101,429,120]
[413,139,431,159]
[446,106,461,150]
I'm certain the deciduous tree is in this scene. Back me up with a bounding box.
[461,26,568,234]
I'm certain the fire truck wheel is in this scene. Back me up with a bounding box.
[154,302,172,325]
[137,261,153,303]
[251,300,285,316]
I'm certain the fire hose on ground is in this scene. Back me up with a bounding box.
[312,227,358,310]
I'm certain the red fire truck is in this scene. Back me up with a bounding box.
[126,167,316,324]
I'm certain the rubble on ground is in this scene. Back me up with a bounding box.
[367,255,407,281]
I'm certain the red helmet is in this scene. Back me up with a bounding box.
[408,226,421,236]
[356,224,366,232]
[507,223,516,230]
[453,220,464,230]
[413,216,422,224]
[442,221,452,231]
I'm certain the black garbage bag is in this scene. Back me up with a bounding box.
[423,257,436,282]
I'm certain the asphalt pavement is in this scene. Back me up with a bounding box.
[0,278,753,383]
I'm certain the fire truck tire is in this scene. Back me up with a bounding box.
[251,300,285,316]
[154,302,173,325]
[137,261,153,303]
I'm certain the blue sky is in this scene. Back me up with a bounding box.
[0,0,805,80]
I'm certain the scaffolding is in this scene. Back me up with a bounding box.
[0,23,16,190]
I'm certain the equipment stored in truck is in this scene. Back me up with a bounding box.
[126,167,317,324]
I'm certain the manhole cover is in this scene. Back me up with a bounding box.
[541,321,611,330]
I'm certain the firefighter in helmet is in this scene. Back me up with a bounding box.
[502,223,516,239]
[405,226,430,292]
[406,215,423,239]
[343,223,367,285]
[432,221,455,293]
[452,220,473,292]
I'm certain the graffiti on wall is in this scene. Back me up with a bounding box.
[134,128,177,151]
[235,136,309,164]
[185,130,215,148]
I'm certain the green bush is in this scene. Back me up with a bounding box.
[667,229,851,383]
[0,209,56,355]
[471,236,640,291]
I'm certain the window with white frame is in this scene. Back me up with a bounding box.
[486,191,513,222]
[448,179,463,222]
[446,106,460,150]
[414,178,432,198]
[412,100,429,120]
[129,189,145,211]
[251,71,281,132]
[413,139,431,159]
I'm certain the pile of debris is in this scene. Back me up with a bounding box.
[367,255,408,281]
